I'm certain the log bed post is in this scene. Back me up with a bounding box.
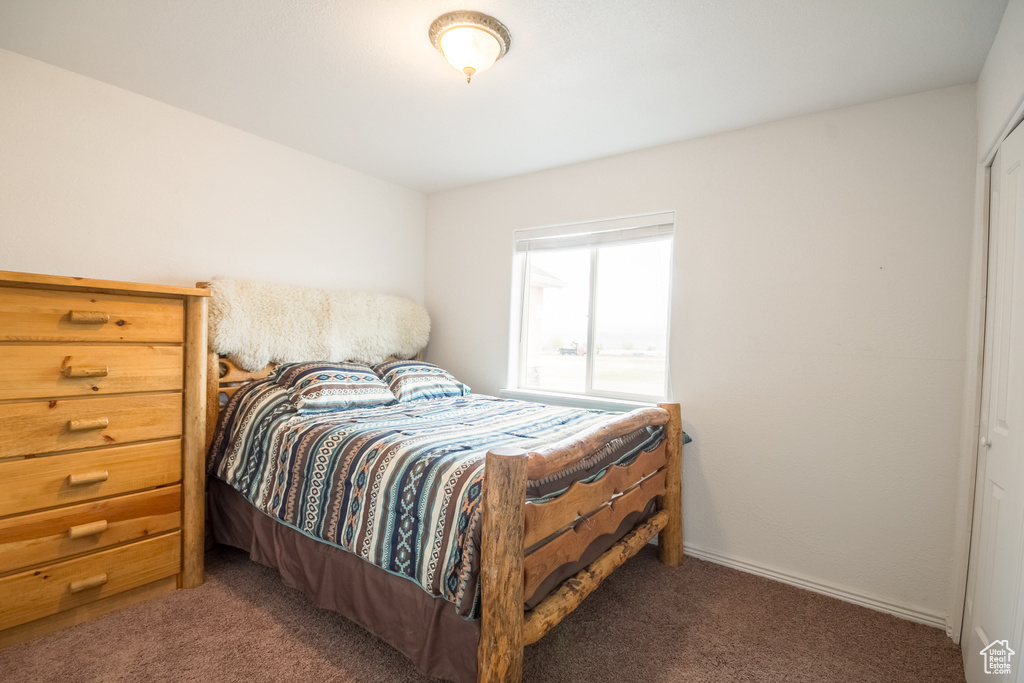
[197,282,221,453]
[205,350,221,451]
[657,402,684,566]
[477,447,528,683]
[181,294,209,588]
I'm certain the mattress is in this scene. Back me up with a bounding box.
[208,378,665,617]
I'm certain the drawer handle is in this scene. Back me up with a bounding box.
[62,366,109,379]
[68,310,109,324]
[68,470,109,486]
[68,417,109,432]
[68,519,108,539]
[69,573,108,593]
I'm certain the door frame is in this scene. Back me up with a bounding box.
[951,101,1024,645]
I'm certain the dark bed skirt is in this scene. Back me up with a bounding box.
[208,478,481,682]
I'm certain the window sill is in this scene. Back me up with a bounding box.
[499,388,660,413]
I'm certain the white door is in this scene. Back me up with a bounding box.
[963,121,1024,683]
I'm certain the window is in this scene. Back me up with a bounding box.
[509,212,673,404]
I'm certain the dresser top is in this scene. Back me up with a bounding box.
[0,270,210,298]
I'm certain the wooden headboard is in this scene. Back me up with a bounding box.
[204,354,275,449]
[197,281,271,448]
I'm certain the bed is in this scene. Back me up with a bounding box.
[200,280,684,683]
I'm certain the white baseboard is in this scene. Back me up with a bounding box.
[682,542,947,630]
[946,615,958,642]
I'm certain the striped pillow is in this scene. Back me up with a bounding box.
[373,360,470,402]
[274,362,397,413]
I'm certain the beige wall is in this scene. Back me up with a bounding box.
[425,85,977,627]
[0,49,426,298]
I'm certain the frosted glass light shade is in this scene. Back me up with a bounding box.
[429,11,511,83]
[439,26,501,80]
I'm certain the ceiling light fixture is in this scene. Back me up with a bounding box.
[429,10,511,83]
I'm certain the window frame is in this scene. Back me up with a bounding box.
[508,212,674,406]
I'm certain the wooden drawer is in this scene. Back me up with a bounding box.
[0,486,181,574]
[0,393,181,458]
[0,345,183,400]
[0,287,183,343]
[0,531,180,631]
[0,440,182,517]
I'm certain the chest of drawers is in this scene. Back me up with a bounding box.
[0,271,209,647]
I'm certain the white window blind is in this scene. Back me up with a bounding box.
[514,222,674,253]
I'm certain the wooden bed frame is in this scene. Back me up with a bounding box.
[205,354,684,682]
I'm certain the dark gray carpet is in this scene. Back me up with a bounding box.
[0,545,965,682]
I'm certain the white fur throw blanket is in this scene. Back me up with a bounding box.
[208,278,430,371]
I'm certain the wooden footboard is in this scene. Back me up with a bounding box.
[478,403,684,682]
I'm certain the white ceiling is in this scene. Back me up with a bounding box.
[0,0,1008,192]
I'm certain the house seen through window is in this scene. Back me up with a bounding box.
[511,213,673,403]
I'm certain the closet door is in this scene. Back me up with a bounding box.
[963,122,1024,683]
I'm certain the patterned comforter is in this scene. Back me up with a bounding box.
[208,378,664,617]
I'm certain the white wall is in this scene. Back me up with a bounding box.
[0,49,425,298]
[426,85,977,626]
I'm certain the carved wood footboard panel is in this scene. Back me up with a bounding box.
[477,402,683,681]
